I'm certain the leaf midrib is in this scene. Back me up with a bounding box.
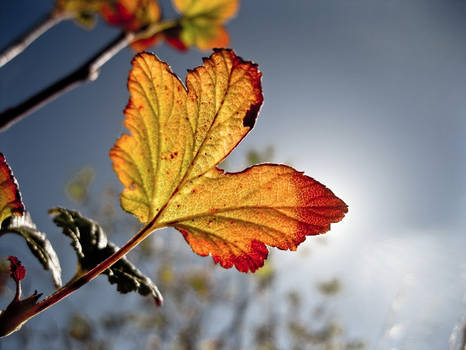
[150,52,235,226]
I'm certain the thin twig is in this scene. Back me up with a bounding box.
[0,20,177,133]
[460,320,466,350]
[0,12,70,69]
[0,31,134,132]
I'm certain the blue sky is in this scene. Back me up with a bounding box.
[1,0,466,348]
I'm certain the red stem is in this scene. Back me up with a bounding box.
[29,219,156,317]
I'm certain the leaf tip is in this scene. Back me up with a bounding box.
[236,240,269,273]
[154,295,163,307]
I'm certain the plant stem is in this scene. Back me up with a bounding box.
[30,219,158,317]
[14,279,21,303]
[0,31,134,132]
[0,11,70,69]
[460,321,466,350]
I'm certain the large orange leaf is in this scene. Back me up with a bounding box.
[0,153,24,225]
[110,49,347,272]
[172,0,238,50]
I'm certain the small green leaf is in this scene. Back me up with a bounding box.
[65,167,95,204]
[316,278,342,296]
[0,213,62,288]
[49,207,163,305]
[172,0,238,49]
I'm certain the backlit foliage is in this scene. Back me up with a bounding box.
[54,0,239,51]
[0,153,24,225]
[110,49,347,272]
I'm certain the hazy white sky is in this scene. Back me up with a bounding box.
[1,1,465,348]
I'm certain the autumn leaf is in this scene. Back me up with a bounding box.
[163,28,188,52]
[55,0,237,51]
[110,49,347,272]
[0,154,61,287]
[55,0,160,31]
[0,153,24,225]
[158,165,347,272]
[130,35,163,52]
[100,0,161,32]
[172,0,238,50]
[98,0,165,52]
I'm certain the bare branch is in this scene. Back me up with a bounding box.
[0,31,134,132]
[0,12,71,69]
[0,18,178,133]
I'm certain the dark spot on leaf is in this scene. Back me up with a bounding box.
[243,102,261,128]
